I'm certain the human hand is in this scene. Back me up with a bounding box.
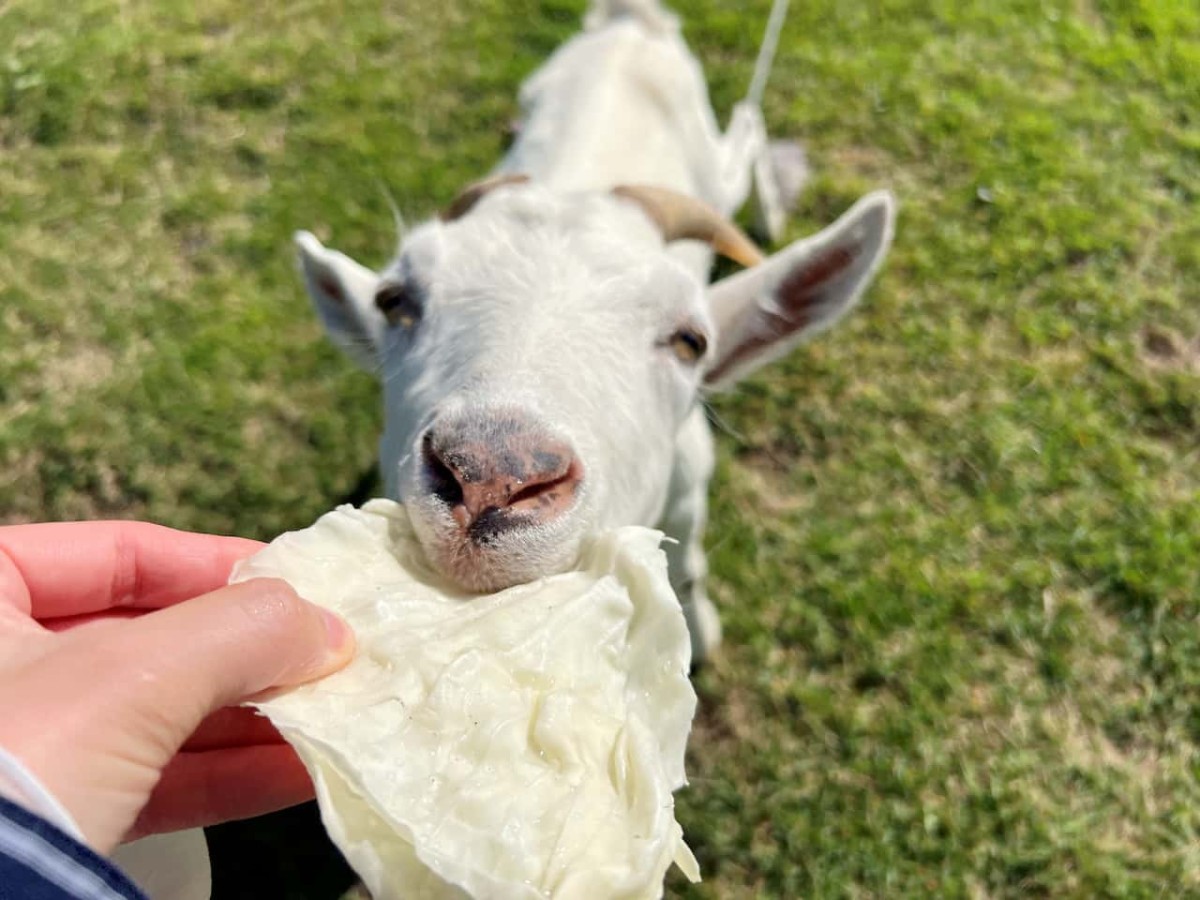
[0,521,355,854]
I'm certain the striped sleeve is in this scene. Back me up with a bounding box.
[0,796,147,900]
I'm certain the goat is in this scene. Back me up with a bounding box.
[296,0,896,664]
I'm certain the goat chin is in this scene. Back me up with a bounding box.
[407,500,588,593]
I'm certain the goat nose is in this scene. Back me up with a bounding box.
[421,427,583,531]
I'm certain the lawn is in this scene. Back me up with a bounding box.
[2,0,1198,896]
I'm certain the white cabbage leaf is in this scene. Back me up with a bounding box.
[230,500,699,899]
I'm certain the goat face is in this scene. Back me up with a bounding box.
[299,183,894,593]
[301,186,714,591]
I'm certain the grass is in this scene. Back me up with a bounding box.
[2,0,1198,896]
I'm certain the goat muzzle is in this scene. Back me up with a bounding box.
[420,416,583,541]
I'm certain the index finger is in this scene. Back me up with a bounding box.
[0,521,263,619]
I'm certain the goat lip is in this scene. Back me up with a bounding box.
[427,531,580,593]
[407,515,589,593]
[465,508,536,546]
[441,503,541,537]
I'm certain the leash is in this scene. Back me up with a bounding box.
[746,0,790,108]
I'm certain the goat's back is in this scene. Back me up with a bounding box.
[498,16,722,204]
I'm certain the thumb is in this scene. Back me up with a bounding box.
[115,578,355,739]
[0,578,354,852]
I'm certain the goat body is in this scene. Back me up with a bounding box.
[298,0,896,662]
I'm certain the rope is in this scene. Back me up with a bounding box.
[746,0,791,108]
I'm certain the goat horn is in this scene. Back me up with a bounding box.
[612,185,764,268]
[441,174,531,222]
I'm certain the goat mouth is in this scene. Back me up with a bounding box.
[406,441,588,592]
[407,490,588,593]
[465,507,537,546]
[435,533,582,593]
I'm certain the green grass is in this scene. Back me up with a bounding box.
[2,0,1198,896]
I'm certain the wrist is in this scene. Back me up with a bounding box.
[0,745,85,843]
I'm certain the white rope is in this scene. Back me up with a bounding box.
[746,0,791,108]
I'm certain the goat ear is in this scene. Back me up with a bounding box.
[703,190,896,389]
[296,231,385,371]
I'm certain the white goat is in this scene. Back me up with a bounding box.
[296,0,896,663]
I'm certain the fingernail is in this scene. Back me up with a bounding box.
[320,608,354,654]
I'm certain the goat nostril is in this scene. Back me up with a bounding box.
[423,433,464,507]
[509,472,568,506]
[506,458,583,512]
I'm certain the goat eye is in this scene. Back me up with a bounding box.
[374,282,423,329]
[668,328,708,364]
